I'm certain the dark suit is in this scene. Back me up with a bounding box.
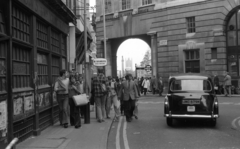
[118,80,139,121]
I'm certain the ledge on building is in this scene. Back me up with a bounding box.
[40,0,77,25]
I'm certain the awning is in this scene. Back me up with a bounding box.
[76,29,93,64]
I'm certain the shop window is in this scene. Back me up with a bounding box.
[211,48,217,59]
[186,17,196,33]
[185,50,200,73]
[122,0,131,10]
[12,45,31,88]
[142,0,152,5]
[37,53,48,86]
[61,35,66,56]
[0,9,6,35]
[37,21,48,49]
[105,0,112,13]
[12,6,30,43]
[52,56,60,83]
[51,30,60,54]
[0,42,7,92]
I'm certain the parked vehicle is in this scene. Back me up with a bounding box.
[164,73,219,127]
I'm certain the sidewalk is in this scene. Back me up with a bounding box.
[16,108,114,149]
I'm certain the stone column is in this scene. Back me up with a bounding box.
[105,40,112,77]
[147,31,157,77]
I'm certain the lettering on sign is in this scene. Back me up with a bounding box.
[159,40,168,46]
[93,58,107,67]
[186,41,197,49]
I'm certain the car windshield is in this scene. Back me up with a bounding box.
[170,79,211,91]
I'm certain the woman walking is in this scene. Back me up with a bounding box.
[110,77,121,121]
[68,73,81,128]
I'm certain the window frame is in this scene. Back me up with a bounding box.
[122,0,131,10]
[186,17,196,33]
[142,0,152,6]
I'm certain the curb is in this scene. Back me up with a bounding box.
[106,114,116,149]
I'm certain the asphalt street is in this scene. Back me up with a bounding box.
[108,94,240,149]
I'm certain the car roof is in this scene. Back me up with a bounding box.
[169,73,213,80]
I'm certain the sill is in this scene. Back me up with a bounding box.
[138,3,155,9]
[38,84,51,90]
[13,87,34,93]
[118,8,133,13]
[186,32,196,38]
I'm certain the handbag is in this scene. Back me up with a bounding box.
[98,78,108,95]
[72,94,89,106]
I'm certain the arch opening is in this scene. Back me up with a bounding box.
[116,38,151,78]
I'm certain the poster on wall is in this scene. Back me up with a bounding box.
[0,100,7,137]
[13,97,23,116]
[24,94,34,112]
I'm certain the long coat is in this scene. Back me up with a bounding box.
[224,75,232,86]
[118,80,139,101]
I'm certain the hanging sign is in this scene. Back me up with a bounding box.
[145,65,152,72]
[93,58,107,67]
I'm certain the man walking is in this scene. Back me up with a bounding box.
[223,71,232,97]
[158,77,164,96]
[151,76,157,94]
[118,74,139,122]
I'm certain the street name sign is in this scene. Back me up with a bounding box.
[93,58,107,67]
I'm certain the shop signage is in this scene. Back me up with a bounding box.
[93,58,107,67]
[145,65,152,72]
[159,40,168,46]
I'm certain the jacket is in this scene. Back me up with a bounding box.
[118,80,139,101]
[224,75,232,86]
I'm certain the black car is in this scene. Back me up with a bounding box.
[164,73,219,127]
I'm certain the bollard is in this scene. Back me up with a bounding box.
[84,102,90,124]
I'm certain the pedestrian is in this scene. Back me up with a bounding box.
[133,77,140,119]
[68,73,81,129]
[105,76,112,119]
[54,70,70,128]
[109,77,121,121]
[92,70,107,123]
[151,76,157,94]
[213,73,220,94]
[223,71,232,97]
[158,77,164,96]
[117,78,124,115]
[147,78,151,92]
[118,74,139,122]
[142,77,148,95]
[139,77,144,94]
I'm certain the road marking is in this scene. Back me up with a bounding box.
[123,118,130,149]
[116,116,123,149]
[231,117,240,130]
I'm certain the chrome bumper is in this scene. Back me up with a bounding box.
[164,114,219,118]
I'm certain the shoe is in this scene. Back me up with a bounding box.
[126,119,131,122]
[63,124,68,128]
[75,125,81,129]
[106,116,111,119]
[97,119,102,123]
[134,115,138,119]
[101,119,105,122]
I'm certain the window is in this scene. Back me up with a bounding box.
[142,0,152,5]
[0,9,6,34]
[105,0,112,13]
[12,45,31,88]
[52,56,60,83]
[122,0,131,10]
[186,17,196,33]
[170,80,211,91]
[0,42,7,92]
[61,35,66,56]
[211,48,217,59]
[37,53,48,86]
[37,21,48,49]
[185,50,200,73]
[51,29,60,54]
[12,6,30,43]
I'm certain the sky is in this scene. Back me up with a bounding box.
[89,0,150,71]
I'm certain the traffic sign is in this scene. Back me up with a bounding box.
[145,65,152,72]
[93,58,107,67]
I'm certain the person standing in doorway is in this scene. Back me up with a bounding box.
[213,73,220,94]
[158,77,164,96]
[223,71,232,97]
[118,74,139,122]
[54,70,70,128]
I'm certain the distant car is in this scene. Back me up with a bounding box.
[164,74,219,127]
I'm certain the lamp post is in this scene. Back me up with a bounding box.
[102,0,107,72]
[84,0,90,124]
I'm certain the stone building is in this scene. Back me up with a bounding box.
[95,0,240,89]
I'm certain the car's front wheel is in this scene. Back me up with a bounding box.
[166,118,173,126]
[210,118,217,127]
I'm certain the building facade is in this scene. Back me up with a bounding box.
[95,0,240,89]
[0,0,76,147]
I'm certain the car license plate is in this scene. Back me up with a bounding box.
[187,106,195,112]
[182,100,200,105]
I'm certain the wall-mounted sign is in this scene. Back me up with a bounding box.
[145,65,152,72]
[159,40,168,46]
[93,58,107,67]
